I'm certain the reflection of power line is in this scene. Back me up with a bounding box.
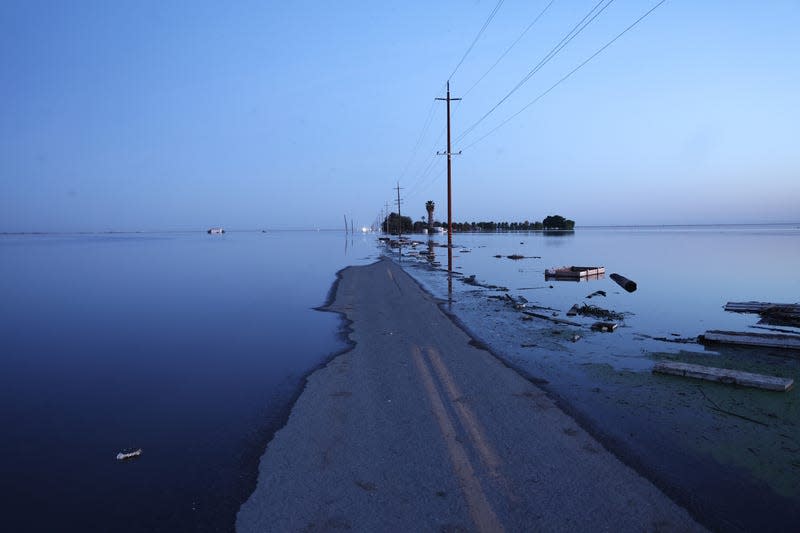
[456,0,614,145]
[460,0,668,152]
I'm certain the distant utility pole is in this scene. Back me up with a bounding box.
[436,81,461,271]
[395,182,404,238]
[384,201,390,234]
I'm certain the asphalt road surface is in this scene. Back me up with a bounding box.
[237,258,704,532]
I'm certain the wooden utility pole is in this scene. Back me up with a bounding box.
[436,81,461,273]
[395,182,403,238]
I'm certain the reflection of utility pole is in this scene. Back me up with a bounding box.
[436,81,461,291]
[395,182,404,238]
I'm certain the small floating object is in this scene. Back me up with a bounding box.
[566,304,580,317]
[610,273,636,292]
[116,448,143,461]
[653,361,793,392]
[592,321,618,332]
[207,227,225,235]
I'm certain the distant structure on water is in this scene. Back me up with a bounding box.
[207,227,225,235]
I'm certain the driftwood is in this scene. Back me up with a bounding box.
[522,310,582,327]
[653,361,793,392]
[725,301,800,327]
[700,330,800,351]
[610,273,637,292]
[116,448,143,461]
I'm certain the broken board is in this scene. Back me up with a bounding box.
[653,361,793,392]
[724,302,800,314]
[700,330,800,351]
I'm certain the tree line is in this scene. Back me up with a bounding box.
[382,213,575,234]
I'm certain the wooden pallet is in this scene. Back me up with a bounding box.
[545,266,605,280]
[653,361,793,391]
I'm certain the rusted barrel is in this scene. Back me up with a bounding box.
[610,273,637,292]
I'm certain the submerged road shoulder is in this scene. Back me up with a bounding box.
[237,258,704,532]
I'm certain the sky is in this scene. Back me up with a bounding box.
[1,0,798,232]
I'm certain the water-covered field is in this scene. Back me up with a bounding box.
[0,230,376,532]
[393,225,800,531]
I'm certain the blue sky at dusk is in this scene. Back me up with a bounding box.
[2,0,798,232]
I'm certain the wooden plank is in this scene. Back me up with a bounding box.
[653,361,793,392]
[701,330,800,351]
[521,310,582,327]
[724,302,800,314]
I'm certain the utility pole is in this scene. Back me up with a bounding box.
[436,81,461,277]
[395,182,404,238]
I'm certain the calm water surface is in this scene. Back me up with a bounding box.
[0,231,376,532]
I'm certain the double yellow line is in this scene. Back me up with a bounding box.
[411,345,508,533]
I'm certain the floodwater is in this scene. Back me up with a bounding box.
[0,230,376,532]
[394,224,800,532]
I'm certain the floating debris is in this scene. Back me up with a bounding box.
[724,301,800,327]
[699,330,800,351]
[610,273,637,292]
[653,361,793,392]
[116,448,142,461]
[545,266,605,281]
[522,310,581,327]
[574,304,625,321]
[592,322,618,332]
[586,290,606,299]
[566,304,580,317]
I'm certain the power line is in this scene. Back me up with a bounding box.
[460,0,669,152]
[395,98,441,185]
[448,0,506,82]
[462,0,557,99]
[456,0,614,144]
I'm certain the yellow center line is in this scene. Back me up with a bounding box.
[426,347,517,502]
[411,345,504,533]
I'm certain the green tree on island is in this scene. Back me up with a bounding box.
[425,200,435,231]
[542,215,575,230]
[382,212,413,234]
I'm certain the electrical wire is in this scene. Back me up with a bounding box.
[456,0,614,144]
[448,0,506,82]
[460,0,669,152]
[462,0,557,99]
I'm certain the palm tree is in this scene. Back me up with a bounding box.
[425,200,435,231]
